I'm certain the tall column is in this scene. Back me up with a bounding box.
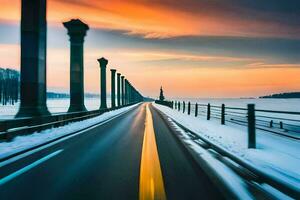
[117,73,121,107]
[125,79,128,105]
[124,79,128,105]
[98,57,108,109]
[121,76,125,105]
[16,0,50,117]
[110,69,116,108]
[129,83,132,104]
[63,19,89,112]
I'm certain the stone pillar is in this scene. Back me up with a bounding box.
[132,86,135,102]
[16,0,50,117]
[121,76,125,105]
[128,83,132,104]
[98,57,108,109]
[63,19,89,112]
[110,69,116,108]
[125,79,128,105]
[117,73,121,107]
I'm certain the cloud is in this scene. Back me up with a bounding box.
[246,62,300,69]
[1,0,300,38]
[1,1,300,97]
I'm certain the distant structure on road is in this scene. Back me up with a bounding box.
[155,86,173,108]
[159,86,165,101]
[260,92,300,98]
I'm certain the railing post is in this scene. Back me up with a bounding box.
[178,102,180,111]
[188,102,191,115]
[195,103,198,117]
[279,121,283,129]
[248,104,256,149]
[207,103,211,120]
[174,101,177,109]
[270,120,273,128]
[183,101,185,113]
[221,104,225,125]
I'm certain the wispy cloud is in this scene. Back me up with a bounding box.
[1,0,300,39]
[246,62,300,69]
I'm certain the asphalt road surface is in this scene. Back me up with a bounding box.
[0,103,224,200]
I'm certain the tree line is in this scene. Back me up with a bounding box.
[0,68,20,105]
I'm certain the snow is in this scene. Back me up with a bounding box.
[153,103,300,190]
[166,116,253,199]
[0,104,139,160]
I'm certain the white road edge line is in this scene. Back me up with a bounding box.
[0,149,63,186]
[0,104,141,168]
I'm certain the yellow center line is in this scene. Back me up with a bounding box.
[139,104,167,200]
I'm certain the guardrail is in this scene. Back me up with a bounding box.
[168,117,300,199]
[173,101,300,148]
[0,102,138,141]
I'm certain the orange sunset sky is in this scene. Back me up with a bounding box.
[0,0,300,98]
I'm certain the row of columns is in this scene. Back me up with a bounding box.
[97,57,143,109]
[16,0,143,117]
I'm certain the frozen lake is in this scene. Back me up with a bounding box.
[0,98,300,119]
[0,98,111,119]
[174,98,300,112]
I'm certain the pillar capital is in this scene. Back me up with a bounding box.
[110,69,117,73]
[98,57,108,67]
[117,73,121,76]
[63,19,89,43]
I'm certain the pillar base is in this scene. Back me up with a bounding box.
[16,106,51,118]
[68,105,87,113]
[100,105,107,110]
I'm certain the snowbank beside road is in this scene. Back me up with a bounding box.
[0,104,139,160]
[153,103,300,188]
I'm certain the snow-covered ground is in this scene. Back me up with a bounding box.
[0,104,138,160]
[153,103,300,189]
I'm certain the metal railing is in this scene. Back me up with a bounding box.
[173,101,300,148]
[0,102,139,142]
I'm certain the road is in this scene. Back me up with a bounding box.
[0,103,224,200]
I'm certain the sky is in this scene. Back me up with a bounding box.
[0,0,300,98]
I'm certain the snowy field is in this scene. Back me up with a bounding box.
[0,104,138,160]
[153,103,300,190]
[0,98,112,119]
[174,98,300,112]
